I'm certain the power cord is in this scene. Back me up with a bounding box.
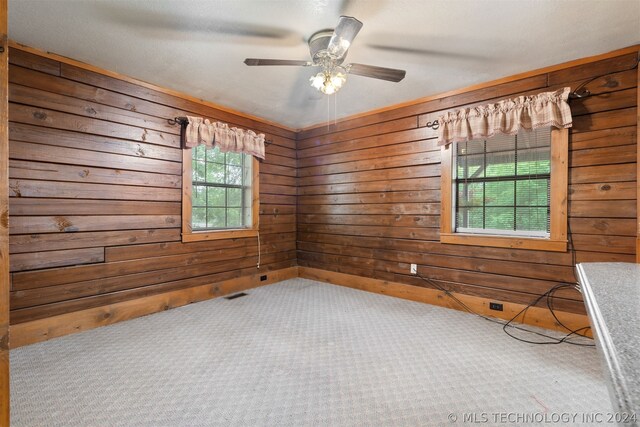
[545,218,592,340]
[414,272,594,347]
[412,211,595,346]
[256,231,261,270]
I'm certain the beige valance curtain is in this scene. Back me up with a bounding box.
[437,87,573,146]
[184,116,266,160]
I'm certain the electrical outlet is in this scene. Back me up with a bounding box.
[489,302,503,311]
[260,275,267,281]
[410,263,417,275]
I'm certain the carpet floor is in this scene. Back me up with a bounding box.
[10,278,611,426]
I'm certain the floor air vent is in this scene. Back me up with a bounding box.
[224,292,248,300]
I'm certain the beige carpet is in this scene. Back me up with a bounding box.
[11,278,611,426]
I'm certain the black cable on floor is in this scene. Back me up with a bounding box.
[413,215,595,346]
[415,272,594,347]
[547,221,592,339]
[546,285,591,339]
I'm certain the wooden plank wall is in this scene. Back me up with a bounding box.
[297,51,639,315]
[7,46,297,326]
[0,0,10,424]
[637,64,640,262]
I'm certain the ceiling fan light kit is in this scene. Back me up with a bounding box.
[309,66,347,95]
[244,16,406,95]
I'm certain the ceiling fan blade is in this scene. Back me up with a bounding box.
[327,16,363,59]
[244,59,314,66]
[94,3,302,46]
[347,63,406,82]
[368,43,489,60]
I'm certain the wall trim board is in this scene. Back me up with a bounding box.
[10,266,298,349]
[0,0,9,424]
[7,40,297,136]
[637,63,640,263]
[298,44,640,134]
[298,267,593,338]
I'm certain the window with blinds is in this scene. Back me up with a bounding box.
[454,127,551,237]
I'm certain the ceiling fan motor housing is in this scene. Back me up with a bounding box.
[308,29,346,65]
[243,16,406,86]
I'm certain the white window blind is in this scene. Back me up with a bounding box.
[454,127,551,237]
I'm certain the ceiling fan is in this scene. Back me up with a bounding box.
[244,16,406,95]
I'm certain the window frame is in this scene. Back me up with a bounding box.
[440,128,568,252]
[181,148,259,242]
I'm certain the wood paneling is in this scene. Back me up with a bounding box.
[0,1,9,424]
[297,232,575,265]
[297,48,639,315]
[7,45,297,329]
[297,117,417,151]
[10,199,180,216]
[10,214,180,234]
[10,266,298,348]
[9,40,296,139]
[570,126,636,151]
[9,160,181,188]
[8,49,59,76]
[10,247,104,272]
[10,246,294,310]
[10,229,181,254]
[637,65,640,262]
[547,53,639,86]
[298,76,548,139]
[568,181,636,201]
[570,163,636,184]
[9,82,179,135]
[6,42,639,358]
[10,122,182,161]
[299,267,591,336]
[10,255,295,324]
[10,140,181,175]
[9,179,181,201]
[9,103,179,147]
[298,47,640,138]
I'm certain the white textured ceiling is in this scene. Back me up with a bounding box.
[8,0,640,130]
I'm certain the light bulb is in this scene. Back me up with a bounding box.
[310,67,347,95]
[331,74,345,88]
[322,83,336,95]
[309,73,325,90]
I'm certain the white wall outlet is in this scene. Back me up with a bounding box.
[410,263,417,275]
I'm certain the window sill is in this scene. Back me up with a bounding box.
[440,233,567,252]
[182,229,258,242]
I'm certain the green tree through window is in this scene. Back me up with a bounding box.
[191,145,253,230]
[454,128,551,236]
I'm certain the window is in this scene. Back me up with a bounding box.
[440,127,568,251]
[182,145,259,242]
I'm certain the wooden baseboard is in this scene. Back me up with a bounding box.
[299,267,592,338]
[11,265,592,348]
[10,266,298,348]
